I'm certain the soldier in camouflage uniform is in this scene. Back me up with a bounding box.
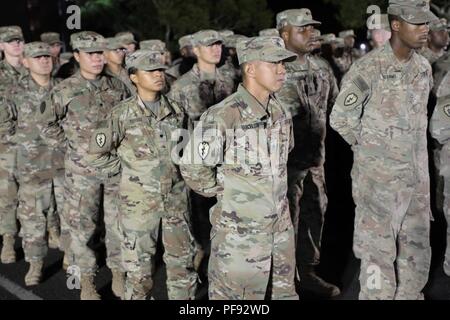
[166,35,196,82]
[419,18,448,65]
[276,8,340,297]
[140,40,174,91]
[115,31,138,54]
[0,26,25,264]
[104,37,136,95]
[92,50,198,299]
[367,13,391,50]
[219,34,248,91]
[430,94,450,277]
[180,36,298,300]
[169,30,235,271]
[41,32,128,300]
[334,30,361,75]
[330,0,436,299]
[40,32,63,77]
[259,29,280,37]
[2,42,60,285]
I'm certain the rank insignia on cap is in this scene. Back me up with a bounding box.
[344,93,358,106]
[96,133,106,148]
[198,141,210,160]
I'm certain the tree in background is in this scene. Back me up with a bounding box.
[76,0,273,51]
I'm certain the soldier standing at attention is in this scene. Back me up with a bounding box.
[180,36,298,300]
[92,50,198,300]
[0,26,25,264]
[276,8,340,297]
[2,42,59,285]
[42,32,129,300]
[330,0,436,299]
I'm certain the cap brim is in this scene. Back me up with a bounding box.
[27,51,51,58]
[261,48,297,63]
[79,47,107,52]
[137,64,168,71]
[402,11,438,24]
[199,39,223,46]
[3,36,24,42]
[291,19,322,27]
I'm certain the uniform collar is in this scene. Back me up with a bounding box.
[136,94,174,121]
[235,84,283,122]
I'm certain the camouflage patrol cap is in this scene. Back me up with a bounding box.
[224,34,249,48]
[339,30,356,38]
[115,31,137,45]
[276,9,321,30]
[322,33,337,44]
[125,49,168,71]
[24,42,51,58]
[367,14,390,32]
[259,28,280,37]
[139,39,166,53]
[236,36,297,65]
[0,26,24,42]
[387,0,438,24]
[178,35,193,49]
[192,30,223,46]
[60,52,73,60]
[335,37,345,48]
[106,37,127,50]
[429,18,448,32]
[70,31,107,52]
[219,30,234,38]
[40,32,63,45]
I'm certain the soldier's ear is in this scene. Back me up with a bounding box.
[244,62,256,79]
[193,46,200,58]
[390,20,400,32]
[73,51,80,63]
[130,73,138,85]
[22,57,29,69]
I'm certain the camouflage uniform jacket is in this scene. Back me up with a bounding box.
[432,52,450,98]
[180,84,294,234]
[42,71,129,177]
[419,46,443,65]
[330,42,432,179]
[94,94,188,202]
[277,54,339,169]
[5,75,60,178]
[0,60,27,93]
[104,65,136,96]
[168,63,234,126]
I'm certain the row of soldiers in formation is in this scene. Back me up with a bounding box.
[0,0,449,300]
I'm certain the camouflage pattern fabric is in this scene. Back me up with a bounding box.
[180,84,298,300]
[330,42,433,299]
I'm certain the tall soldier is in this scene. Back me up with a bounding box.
[276,8,340,297]
[2,42,59,285]
[330,0,436,299]
[180,36,298,300]
[0,26,25,264]
[41,32,128,300]
[168,30,234,269]
[92,50,198,299]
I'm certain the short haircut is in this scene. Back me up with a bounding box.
[128,67,138,76]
